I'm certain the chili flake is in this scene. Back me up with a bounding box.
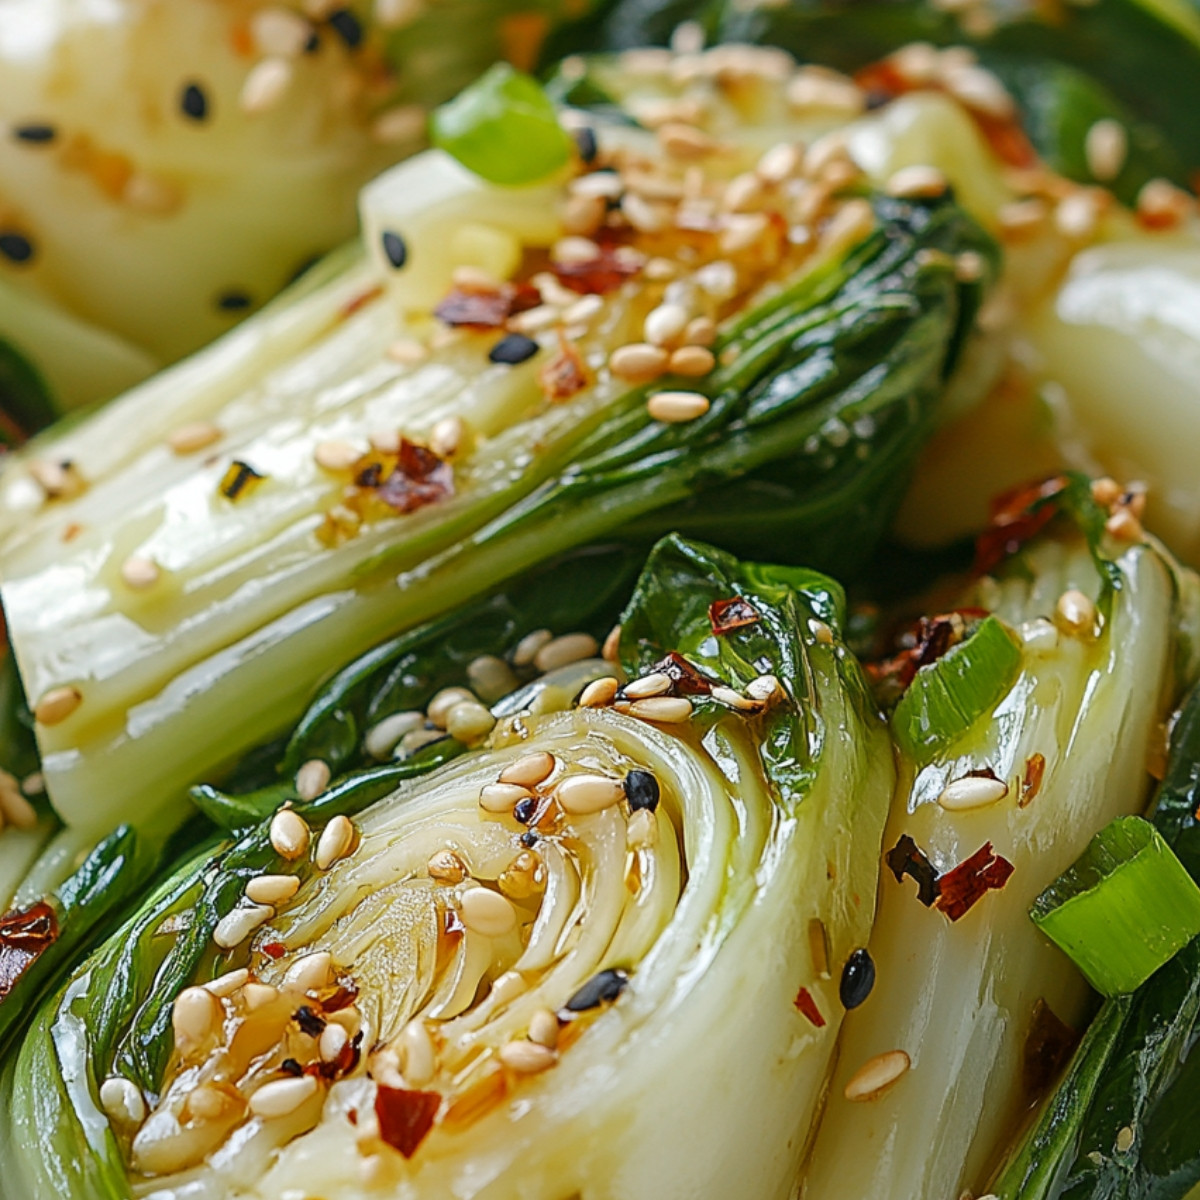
[261,941,287,960]
[1021,753,1046,808]
[934,842,1015,922]
[376,439,454,514]
[709,597,760,635]
[219,460,265,501]
[885,834,940,907]
[551,245,641,295]
[650,651,713,696]
[434,281,540,329]
[538,335,589,402]
[375,1085,441,1159]
[794,986,826,1028]
[974,475,1069,576]
[0,901,58,1000]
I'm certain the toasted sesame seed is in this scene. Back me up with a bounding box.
[28,459,84,499]
[1090,476,1121,506]
[1116,1125,1135,1153]
[399,1017,436,1085]
[270,809,311,860]
[647,391,709,423]
[844,1049,911,1101]
[398,728,445,757]
[723,172,764,213]
[250,1075,319,1118]
[746,675,784,704]
[213,903,274,950]
[509,304,560,334]
[820,199,876,255]
[1085,119,1127,182]
[601,625,621,663]
[480,782,531,814]
[534,632,599,673]
[563,295,603,325]
[623,672,673,700]
[626,806,658,850]
[240,57,294,114]
[204,968,250,998]
[787,72,865,115]
[1055,189,1105,240]
[251,7,313,56]
[466,654,518,703]
[122,173,182,215]
[885,164,948,199]
[954,251,986,283]
[1020,618,1059,652]
[246,874,301,906]
[295,759,331,802]
[428,849,467,883]
[0,778,35,830]
[100,1077,146,1126]
[609,343,669,382]
[499,1040,556,1073]
[579,676,620,708]
[20,771,43,796]
[498,849,544,900]
[643,303,689,348]
[172,986,221,1051]
[327,1006,363,1038]
[658,121,715,160]
[243,981,279,1009]
[628,696,693,723]
[446,700,496,744]
[282,951,333,994]
[1105,508,1143,541]
[1137,178,1192,230]
[364,711,423,759]
[371,103,427,144]
[381,230,408,269]
[711,685,762,712]
[937,776,1008,811]
[528,1007,560,1048]
[562,192,606,237]
[180,82,209,122]
[719,212,770,256]
[428,686,476,729]
[314,440,360,472]
[386,337,427,366]
[942,64,1014,119]
[315,815,355,870]
[998,198,1049,236]
[1055,589,1097,636]
[500,751,556,788]
[557,773,624,815]
[459,887,517,937]
[668,345,715,377]
[34,686,82,726]
[168,421,222,454]
[513,629,553,667]
[809,917,830,978]
[622,191,670,234]
[808,619,834,645]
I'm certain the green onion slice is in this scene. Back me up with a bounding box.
[892,615,1022,765]
[1031,816,1200,997]
[430,63,574,187]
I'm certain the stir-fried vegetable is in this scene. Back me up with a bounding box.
[0,535,893,1199]
[0,57,994,843]
[800,497,1200,1200]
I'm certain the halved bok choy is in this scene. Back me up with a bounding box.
[0,54,994,841]
[801,477,1200,1200]
[0,535,894,1200]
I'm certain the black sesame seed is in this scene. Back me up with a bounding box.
[180,81,209,121]
[572,126,598,164]
[513,796,538,825]
[280,1057,304,1076]
[839,948,876,1010]
[216,289,252,312]
[304,29,321,53]
[564,968,629,1012]
[381,230,407,269]
[488,333,539,366]
[623,770,660,813]
[328,8,364,47]
[13,123,56,145]
[0,232,34,265]
[519,830,539,848]
[295,1005,327,1037]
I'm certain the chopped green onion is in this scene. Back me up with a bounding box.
[1031,816,1200,996]
[430,64,573,187]
[892,615,1022,764]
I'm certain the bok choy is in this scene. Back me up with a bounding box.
[0,535,894,1200]
[0,53,994,844]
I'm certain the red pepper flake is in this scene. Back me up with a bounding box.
[377,438,454,514]
[323,982,359,1011]
[375,1085,441,1159]
[0,901,58,1000]
[934,842,1014,922]
[315,1031,363,1080]
[340,284,385,320]
[650,651,714,696]
[537,335,589,402]
[794,985,826,1028]
[867,609,988,698]
[1020,753,1046,808]
[444,907,465,937]
[885,834,940,907]
[709,597,760,635]
[551,246,640,295]
[974,475,1069,576]
[434,282,540,329]
[261,941,287,960]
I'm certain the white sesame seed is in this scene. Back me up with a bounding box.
[204,968,250,998]
[844,1049,911,1101]
[998,198,1049,236]
[513,629,553,667]
[534,632,599,673]
[658,121,715,160]
[889,42,941,85]
[20,771,44,796]
[647,391,710,423]
[243,981,279,1009]
[627,806,658,850]
[371,103,427,145]
[34,686,82,726]
[1106,508,1144,542]
[374,0,426,29]
[668,345,715,377]
[557,773,624,815]
[563,295,604,325]
[270,809,311,860]
[942,64,1014,119]
[627,696,694,723]
[446,700,496,744]
[820,199,876,255]
[937,776,1009,811]
[499,1040,556,1073]
[609,343,670,382]
[508,304,561,334]
[808,619,835,645]
[570,172,624,201]
[427,849,467,883]
[711,685,762,712]
[427,686,476,729]
[480,782,531,814]
[240,57,294,115]
[500,751,556,788]
[295,759,331,802]
[552,236,601,265]
[720,212,770,255]
[466,655,518,703]
[528,1007,560,1048]
[623,672,672,700]
[246,874,300,906]
[1020,618,1059,652]
[885,165,948,199]
[399,1018,437,1085]
[696,260,739,299]
[644,303,690,347]
[213,903,274,950]
[398,728,444,757]
[955,251,986,282]
[684,316,717,347]
[327,1006,363,1038]
[167,421,222,455]
[315,815,355,870]
[1055,589,1097,636]
[364,711,424,759]
[757,142,804,184]
[1085,119,1128,182]
[122,173,182,215]
[0,780,37,829]
[120,555,160,590]
[282,951,333,994]
[319,1021,349,1064]
[1116,1125,1135,1153]
[172,986,222,1051]
[723,172,764,212]
[250,7,313,57]
[459,887,517,937]
[622,191,670,234]
[249,1075,319,1119]
[579,676,620,708]
[803,131,850,180]
[100,1077,146,1126]
[746,675,785,704]
[314,440,360,472]
[386,338,428,366]
[787,72,865,115]
[562,191,607,237]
